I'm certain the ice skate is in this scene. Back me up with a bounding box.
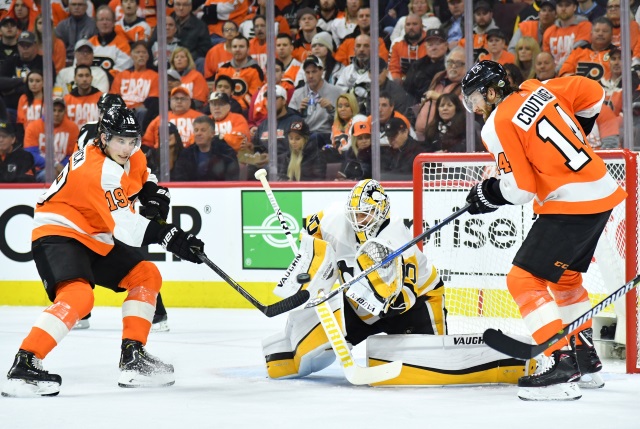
[118,339,174,388]
[73,313,91,330]
[151,314,170,333]
[517,349,582,401]
[1,350,61,397]
[576,328,604,389]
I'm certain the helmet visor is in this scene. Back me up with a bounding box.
[463,89,485,114]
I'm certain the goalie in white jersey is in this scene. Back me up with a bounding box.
[263,179,447,379]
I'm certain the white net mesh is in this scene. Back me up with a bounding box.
[413,151,639,372]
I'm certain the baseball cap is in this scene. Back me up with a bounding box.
[296,7,316,23]
[53,97,66,107]
[0,16,17,26]
[170,86,190,98]
[288,120,310,137]
[17,31,36,45]
[303,55,324,70]
[486,28,506,41]
[425,28,446,42]
[474,1,492,12]
[353,121,371,137]
[209,91,230,104]
[0,121,15,136]
[74,39,93,51]
[540,0,557,8]
[384,117,408,138]
[264,85,287,99]
[167,69,182,81]
[311,31,333,51]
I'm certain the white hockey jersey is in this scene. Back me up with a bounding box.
[304,201,444,325]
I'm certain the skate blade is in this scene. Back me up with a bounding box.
[1,378,60,397]
[118,370,175,388]
[151,320,170,333]
[578,372,605,389]
[73,320,90,330]
[518,382,581,401]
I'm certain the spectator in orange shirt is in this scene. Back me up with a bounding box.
[16,69,43,142]
[63,65,103,127]
[542,0,592,71]
[388,14,428,81]
[249,15,268,73]
[170,46,208,110]
[23,97,79,182]
[558,16,615,80]
[334,7,389,66]
[292,7,319,62]
[143,86,202,149]
[204,20,238,81]
[209,91,251,153]
[34,14,65,73]
[478,29,517,65]
[115,0,152,42]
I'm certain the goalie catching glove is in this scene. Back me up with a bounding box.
[465,177,511,215]
[158,224,204,263]
[138,181,171,221]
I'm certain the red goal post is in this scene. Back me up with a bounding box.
[412,150,639,374]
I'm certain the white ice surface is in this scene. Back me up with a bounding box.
[1,306,638,429]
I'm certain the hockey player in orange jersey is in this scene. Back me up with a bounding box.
[1,106,205,397]
[461,61,626,401]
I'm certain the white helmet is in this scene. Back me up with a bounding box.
[345,179,390,241]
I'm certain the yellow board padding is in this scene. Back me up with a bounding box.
[368,358,537,386]
[0,281,280,308]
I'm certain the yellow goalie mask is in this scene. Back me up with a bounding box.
[345,179,390,242]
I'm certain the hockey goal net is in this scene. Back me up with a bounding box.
[412,150,639,374]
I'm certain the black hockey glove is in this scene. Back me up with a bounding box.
[138,182,171,222]
[466,178,509,215]
[158,224,204,264]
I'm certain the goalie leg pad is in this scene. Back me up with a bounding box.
[366,334,536,386]
[263,294,345,379]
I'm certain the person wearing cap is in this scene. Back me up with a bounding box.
[217,35,265,113]
[508,1,557,53]
[204,20,238,80]
[54,39,110,97]
[543,0,592,71]
[479,28,516,65]
[142,86,202,149]
[456,1,500,61]
[63,65,103,127]
[292,31,343,88]
[334,7,389,66]
[208,91,251,153]
[55,0,98,62]
[403,28,448,105]
[340,118,372,180]
[278,119,327,181]
[0,30,51,112]
[0,120,35,183]
[0,16,19,68]
[559,16,615,80]
[291,7,320,62]
[328,0,361,45]
[167,68,183,94]
[88,6,133,77]
[389,14,429,81]
[24,98,79,182]
[389,0,441,44]
[380,117,424,181]
[212,74,243,115]
[172,115,240,182]
[290,54,342,146]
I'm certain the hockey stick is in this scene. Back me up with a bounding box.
[304,204,471,308]
[194,250,309,318]
[255,169,402,385]
[483,273,640,360]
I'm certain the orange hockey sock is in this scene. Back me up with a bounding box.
[119,261,162,345]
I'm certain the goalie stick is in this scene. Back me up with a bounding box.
[483,273,640,360]
[304,204,471,308]
[194,250,309,317]
[255,169,403,385]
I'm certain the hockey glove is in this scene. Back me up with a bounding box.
[465,178,509,215]
[158,224,204,264]
[139,182,171,222]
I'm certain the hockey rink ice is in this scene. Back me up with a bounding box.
[0,306,638,429]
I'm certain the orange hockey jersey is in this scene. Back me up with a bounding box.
[110,69,159,109]
[481,76,626,215]
[388,35,428,81]
[32,144,152,255]
[558,44,614,81]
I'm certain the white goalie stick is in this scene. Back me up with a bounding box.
[255,169,403,385]
[483,274,640,359]
[304,204,471,308]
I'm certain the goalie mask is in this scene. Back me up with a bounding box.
[345,179,390,242]
[98,106,141,159]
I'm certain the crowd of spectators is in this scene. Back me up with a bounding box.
[0,0,636,183]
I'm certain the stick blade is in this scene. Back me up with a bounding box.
[483,329,541,360]
[262,289,310,317]
[344,360,403,385]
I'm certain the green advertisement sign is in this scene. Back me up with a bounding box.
[241,190,303,269]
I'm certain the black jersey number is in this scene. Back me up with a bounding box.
[536,104,591,172]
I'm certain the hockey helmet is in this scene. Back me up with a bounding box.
[97,93,125,112]
[98,106,141,150]
[345,179,390,241]
[461,60,507,113]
